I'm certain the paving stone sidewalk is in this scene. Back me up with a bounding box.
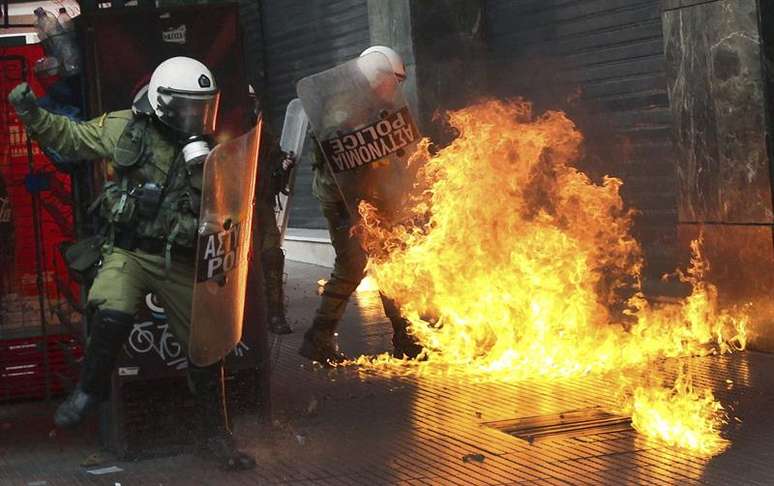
[2,260,774,485]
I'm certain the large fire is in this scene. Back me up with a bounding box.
[353,99,747,456]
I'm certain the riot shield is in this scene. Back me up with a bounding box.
[276,98,309,242]
[189,121,261,367]
[296,52,420,220]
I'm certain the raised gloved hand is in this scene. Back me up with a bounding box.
[8,82,38,116]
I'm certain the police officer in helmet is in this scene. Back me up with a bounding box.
[248,84,293,335]
[299,45,423,365]
[7,56,255,471]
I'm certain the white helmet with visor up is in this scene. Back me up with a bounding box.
[147,56,221,135]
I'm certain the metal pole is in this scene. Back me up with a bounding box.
[0,0,34,29]
[27,140,52,402]
[2,0,8,29]
[19,59,53,402]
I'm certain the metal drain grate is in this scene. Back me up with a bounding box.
[486,407,633,443]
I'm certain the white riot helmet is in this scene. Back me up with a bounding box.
[360,45,406,82]
[147,56,221,135]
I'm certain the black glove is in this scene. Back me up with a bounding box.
[278,152,297,195]
[281,151,296,171]
[8,82,38,116]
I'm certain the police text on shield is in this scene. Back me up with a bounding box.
[196,222,242,282]
[321,107,418,173]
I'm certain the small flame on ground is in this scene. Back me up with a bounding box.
[629,366,729,455]
[350,99,748,456]
[316,276,379,294]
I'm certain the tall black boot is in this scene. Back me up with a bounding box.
[188,361,256,471]
[261,247,292,334]
[380,294,424,359]
[298,317,346,365]
[54,309,134,428]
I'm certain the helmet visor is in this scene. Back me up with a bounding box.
[156,87,221,135]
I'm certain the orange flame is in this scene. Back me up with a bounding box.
[353,99,747,455]
[629,365,729,455]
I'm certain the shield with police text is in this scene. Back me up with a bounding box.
[189,121,261,366]
[296,52,420,219]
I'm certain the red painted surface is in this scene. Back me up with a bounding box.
[0,333,83,400]
[1,45,79,337]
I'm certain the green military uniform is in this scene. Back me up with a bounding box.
[257,200,282,250]
[19,108,198,347]
[301,144,421,361]
[294,46,421,362]
[255,125,292,334]
[308,91,375,324]
[9,80,255,470]
[311,148,367,323]
[255,126,283,251]
[90,247,194,344]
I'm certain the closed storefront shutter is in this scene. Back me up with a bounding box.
[260,0,371,229]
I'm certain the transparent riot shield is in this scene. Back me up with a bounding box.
[276,98,309,242]
[296,52,420,220]
[189,121,261,367]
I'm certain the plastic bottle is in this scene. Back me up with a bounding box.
[57,8,74,33]
[33,8,61,58]
[33,7,80,77]
[54,7,80,76]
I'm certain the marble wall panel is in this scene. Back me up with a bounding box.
[664,0,773,224]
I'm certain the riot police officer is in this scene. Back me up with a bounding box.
[7,57,255,471]
[298,46,423,365]
[249,85,292,335]
[258,146,293,335]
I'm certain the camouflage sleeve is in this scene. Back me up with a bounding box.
[312,138,325,169]
[19,108,113,161]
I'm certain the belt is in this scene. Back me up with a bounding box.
[114,234,195,261]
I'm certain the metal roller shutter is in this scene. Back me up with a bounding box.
[484,0,678,279]
[260,0,371,229]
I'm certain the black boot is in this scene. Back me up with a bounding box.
[392,327,425,359]
[54,309,134,428]
[380,294,424,360]
[298,318,346,365]
[188,361,256,471]
[261,247,292,335]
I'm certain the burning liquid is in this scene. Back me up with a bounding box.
[355,100,747,456]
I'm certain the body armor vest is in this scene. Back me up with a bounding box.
[97,113,203,250]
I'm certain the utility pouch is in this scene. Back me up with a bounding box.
[131,181,164,219]
[114,116,149,168]
[100,181,137,226]
[61,235,105,284]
